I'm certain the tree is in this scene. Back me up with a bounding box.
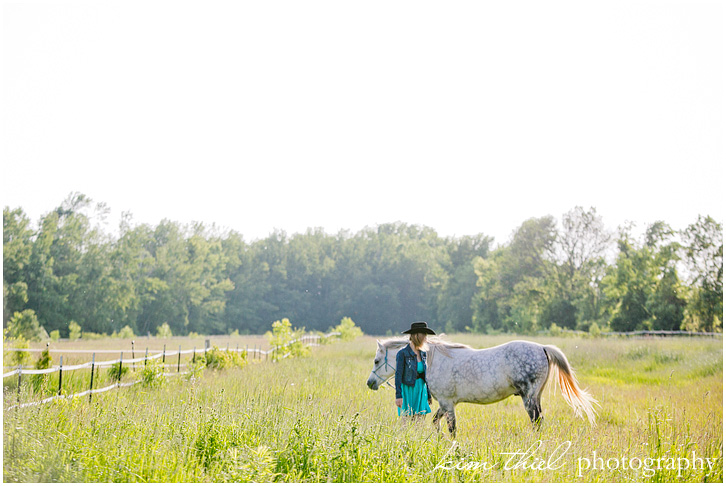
[548,207,612,329]
[68,321,82,340]
[22,193,114,336]
[681,215,723,331]
[437,262,479,333]
[437,234,492,332]
[332,316,363,341]
[4,194,720,338]
[156,323,173,338]
[602,222,686,331]
[3,207,34,325]
[472,217,557,333]
[112,325,136,339]
[6,309,47,341]
[224,243,278,334]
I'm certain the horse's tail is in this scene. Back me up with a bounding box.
[543,345,598,425]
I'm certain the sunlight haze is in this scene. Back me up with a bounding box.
[2,0,723,244]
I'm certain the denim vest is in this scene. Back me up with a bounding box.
[395,344,429,400]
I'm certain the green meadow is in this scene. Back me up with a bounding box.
[3,334,723,482]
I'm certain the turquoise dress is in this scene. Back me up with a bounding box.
[398,361,432,417]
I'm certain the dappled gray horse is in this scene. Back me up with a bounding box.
[366,337,597,436]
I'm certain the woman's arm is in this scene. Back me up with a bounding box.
[395,350,404,400]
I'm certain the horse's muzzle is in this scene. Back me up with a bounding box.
[366,377,379,390]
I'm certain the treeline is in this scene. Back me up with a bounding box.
[3,193,723,338]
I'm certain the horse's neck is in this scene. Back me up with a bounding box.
[428,343,464,371]
[388,344,406,358]
[427,343,444,371]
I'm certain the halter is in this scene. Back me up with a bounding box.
[370,347,395,389]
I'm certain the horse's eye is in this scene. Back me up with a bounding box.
[374,359,380,364]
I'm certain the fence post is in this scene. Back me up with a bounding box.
[144,347,148,367]
[17,364,22,404]
[131,340,135,371]
[177,345,181,373]
[205,339,210,361]
[58,356,63,396]
[117,352,123,387]
[162,344,166,364]
[89,353,96,403]
[193,347,196,364]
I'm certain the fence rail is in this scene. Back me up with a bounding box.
[3,333,340,374]
[10,380,142,409]
[603,330,722,337]
[4,332,341,409]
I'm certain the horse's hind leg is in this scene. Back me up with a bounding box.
[520,377,547,429]
[522,393,543,428]
[515,355,549,429]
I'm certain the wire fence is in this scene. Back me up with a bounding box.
[4,332,340,409]
[3,333,336,371]
[602,330,722,338]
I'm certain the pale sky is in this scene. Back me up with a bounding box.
[2,1,723,245]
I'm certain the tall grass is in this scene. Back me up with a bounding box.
[3,335,722,482]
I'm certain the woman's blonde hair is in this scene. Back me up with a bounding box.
[410,332,429,351]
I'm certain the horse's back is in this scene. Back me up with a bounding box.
[446,340,548,405]
[494,340,549,388]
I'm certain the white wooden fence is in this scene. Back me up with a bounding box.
[4,332,340,409]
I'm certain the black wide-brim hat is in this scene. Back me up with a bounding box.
[402,321,436,335]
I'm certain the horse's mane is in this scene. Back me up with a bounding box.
[379,334,472,353]
[429,336,472,350]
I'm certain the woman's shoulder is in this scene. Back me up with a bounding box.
[396,344,411,356]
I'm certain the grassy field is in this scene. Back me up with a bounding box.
[3,334,723,482]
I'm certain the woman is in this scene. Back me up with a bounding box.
[395,321,436,418]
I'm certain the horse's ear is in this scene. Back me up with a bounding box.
[376,339,382,348]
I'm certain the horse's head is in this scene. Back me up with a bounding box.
[366,340,399,390]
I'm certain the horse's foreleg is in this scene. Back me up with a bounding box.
[445,409,457,438]
[432,408,445,430]
[433,400,457,437]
